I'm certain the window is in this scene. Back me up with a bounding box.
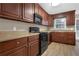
[54,17,66,29]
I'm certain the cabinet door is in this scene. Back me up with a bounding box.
[0,45,28,56]
[1,3,22,20]
[8,46,26,56]
[48,33,51,45]
[42,12,48,25]
[0,4,1,16]
[35,4,39,14]
[48,15,53,26]
[29,42,39,56]
[66,11,75,26]
[65,32,75,45]
[23,3,34,22]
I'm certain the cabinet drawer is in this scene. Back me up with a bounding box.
[28,35,39,43]
[0,37,27,53]
[16,37,27,47]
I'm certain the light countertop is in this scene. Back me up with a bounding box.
[0,31,39,42]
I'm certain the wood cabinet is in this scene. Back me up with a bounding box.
[35,4,39,14]
[48,15,53,26]
[38,4,49,26]
[64,32,75,45]
[0,34,39,56]
[42,12,49,25]
[53,10,75,26]
[1,3,22,20]
[48,32,51,45]
[29,42,39,56]
[28,35,39,56]
[8,46,27,56]
[0,37,28,56]
[0,4,2,16]
[0,45,27,56]
[23,3,34,23]
[51,32,75,45]
[66,11,75,25]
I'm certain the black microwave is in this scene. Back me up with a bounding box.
[34,13,42,25]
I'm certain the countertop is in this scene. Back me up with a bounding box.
[0,28,75,42]
[0,31,39,42]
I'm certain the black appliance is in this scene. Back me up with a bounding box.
[29,27,48,55]
[29,27,39,33]
[39,32,48,55]
[34,13,42,25]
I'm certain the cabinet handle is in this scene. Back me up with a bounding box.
[17,42,20,44]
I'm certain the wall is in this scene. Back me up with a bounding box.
[0,18,48,32]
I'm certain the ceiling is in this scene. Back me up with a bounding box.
[39,3,79,16]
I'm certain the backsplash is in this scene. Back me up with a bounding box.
[0,18,48,32]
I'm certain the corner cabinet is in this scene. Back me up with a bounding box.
[51,32,75,45]
[1,3,22,20]
[23,3,34,23]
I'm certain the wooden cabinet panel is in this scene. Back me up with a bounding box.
[0,39,17,53]
[0,37,28,55]
[48,32,51,45]
[7,46,26,56]
[35,4,39,14]
[42,12,48,25]
[65,32,75,45]
[29,35,39,43]
[23,3,34,22]
[48,15,54,26]
[28,34,39,56]
[0,45,27,56]
[16,37,27,47]
[53,10,75,26]
[1,3,22,20]
[29,42,39,56]
[0,4,1,13]
[51,32,75,45]
[66,11,75,25]
[39,6,48,26]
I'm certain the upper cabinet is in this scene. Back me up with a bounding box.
[23,3,34,23]
[42,11,48,26]
[38,5,49,26]
[1,3,22,20]
[48,15,53,27]
[0,4,2,16]
[35,4,39,14]
[66,11,75,26]
[53,10,75,26]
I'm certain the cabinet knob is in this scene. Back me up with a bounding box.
[17,42,20,44]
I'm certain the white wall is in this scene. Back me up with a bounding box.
[0,18,48,32]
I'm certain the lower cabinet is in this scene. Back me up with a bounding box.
[28,42,39,56]
[0,34,39,56]
[8,46,27,56]
[51,32,75,45]
[0,45,27,56]
[48,32,51,45]
[28,35,39,56]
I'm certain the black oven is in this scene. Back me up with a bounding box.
[29,27,48,55]
[34,13,42,25]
